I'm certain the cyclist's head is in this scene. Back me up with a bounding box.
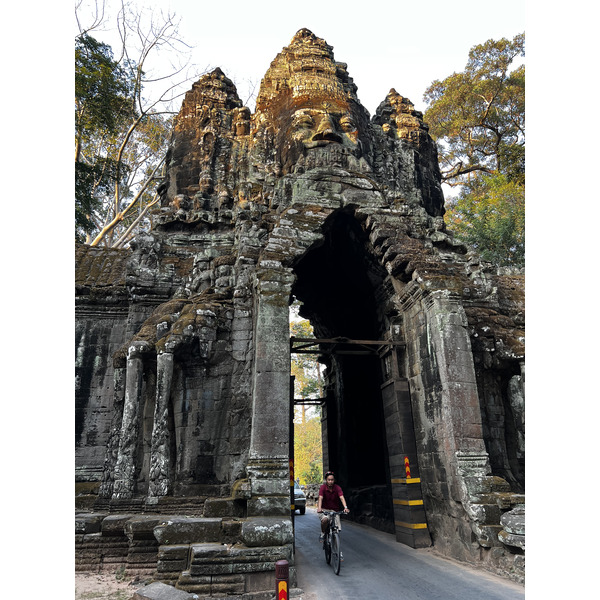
[324,471,335,483]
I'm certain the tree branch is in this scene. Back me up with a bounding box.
[90,154,165,247]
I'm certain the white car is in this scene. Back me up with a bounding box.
[294,481,306,515]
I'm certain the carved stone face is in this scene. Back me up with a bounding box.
[265,100,369,174]
[290,107,359,151]
[252,29,372,174]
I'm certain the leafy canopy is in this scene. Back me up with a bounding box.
[445,173,524,267]
[424,33,525,268]
[75,33,135,241]
[424,33,524,185]
[75,26,175,247]
[75,33,134,148]
[290,304,323,484]
[294,418,323,484]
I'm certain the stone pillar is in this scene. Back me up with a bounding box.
[148,351,174,497]
[112,342,148,499]
[98,366,126,498]
[421,290,487,458]
[246,264,295,516]
[420,290,507,547]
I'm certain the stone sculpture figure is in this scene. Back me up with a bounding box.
[76,28,525,592]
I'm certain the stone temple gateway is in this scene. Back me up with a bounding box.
[75,29,525,594]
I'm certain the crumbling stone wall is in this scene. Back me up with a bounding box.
[76,28,525,591]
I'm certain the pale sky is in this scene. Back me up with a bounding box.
[79,0,526,115]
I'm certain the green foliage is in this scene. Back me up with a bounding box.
[75,158,120,241]
[290,317,322,399]
[294,417,323,484]
[445,173,524,268]
[75,31,173,245]
[424,33,525,268]
[75,33,135,241]
[424,33,524,185]
[290,304,323,484]
[75,34,134,142]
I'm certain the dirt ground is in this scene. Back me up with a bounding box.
[75,572,147,600]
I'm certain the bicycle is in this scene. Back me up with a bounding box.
[321,510,346,575]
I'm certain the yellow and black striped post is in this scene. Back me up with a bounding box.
[380,354,431,548]
[391,458,429,547]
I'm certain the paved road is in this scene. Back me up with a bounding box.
[293,508,524,600]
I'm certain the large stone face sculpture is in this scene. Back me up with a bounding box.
[76,29,525,591]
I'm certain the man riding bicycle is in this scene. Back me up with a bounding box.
[317,471,350,542]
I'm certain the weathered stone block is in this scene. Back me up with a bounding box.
[125,515,164,536]
[247,496,290,516]
[210,574,246,594]
[153,518,222,545]
[500,505,525,535]
[203,497,246,518]
[221,519,243,541]
[101,514,135,536]
[159,545,190,560]
[498,529,525,550]
[241,517,293,547]
[133,581,199,600]
[473,524,503,548]
[75,513,107,534]
[463,475,510,495]
[251,478,289,496]
[469,503,501,525]
[157,544,191,572]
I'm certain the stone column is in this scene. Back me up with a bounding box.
[246,263,295,516]
[148,351,174,498]
[98,366,126,498]
[420,290,506,547]
[422,290,487,458]
[112,342,148,499]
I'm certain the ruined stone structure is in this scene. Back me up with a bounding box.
[76,29,525,595]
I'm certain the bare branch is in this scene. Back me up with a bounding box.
[441,163,493,183]
[112,193,160,248]
[75,0,106,37]
[89,155,165,247]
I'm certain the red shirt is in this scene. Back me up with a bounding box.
[319,483,344,510]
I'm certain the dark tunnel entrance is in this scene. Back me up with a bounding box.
[291,209,396,533]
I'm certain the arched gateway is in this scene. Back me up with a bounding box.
[75,29,525,594]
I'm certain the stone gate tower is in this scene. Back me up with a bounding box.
[76,29,525,593]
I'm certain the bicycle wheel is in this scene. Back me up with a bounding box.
[324,534,332,564]
[331,531,341,575]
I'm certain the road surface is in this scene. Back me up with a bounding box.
[293,508,524,600]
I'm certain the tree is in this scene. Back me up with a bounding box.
[75,33,133,241]
[290,302,323,484]
[424,34,525,268]
[294,417,323,484]
[445,173,524,267]
[290,307,323,424]
[424,33,524,186]
[75,1,198,247]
